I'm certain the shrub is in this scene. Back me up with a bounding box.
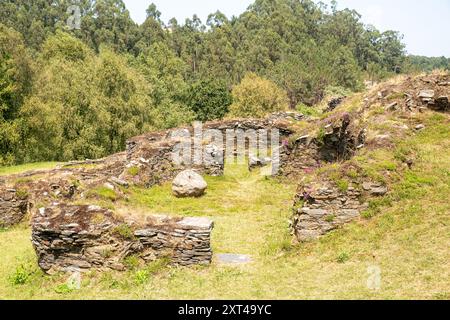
[15,188,29,200]
[124,255,140,269]
[113,224,135,240]
[134,270,149,285]
[379,161,397,171]
[187,79,232,122]
[362,196,393,219]
[324,86,352,98]
[337,252,350,264]
[87,186,118,201]
[336,179,350,192]
[317,128,326,145]
[228,73,288,118]
[10,265,31,285]
[297,103,322,117]
[127,166,140,177]
[133,258,170,285]
[55,283,74,294]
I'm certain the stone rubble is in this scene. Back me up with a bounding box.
[267,111,306,122]
[281,113,366,178]
[248,155,272,171]
[433,96,449,111]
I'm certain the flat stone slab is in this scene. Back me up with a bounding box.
[216,254,252,265]
[178,217,214,230]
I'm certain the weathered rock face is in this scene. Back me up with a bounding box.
[0,189,29,227]
[281,114,366,177]
[432,96,449,111]
[172,170,207,198]
[32,204,214,273]
[418,90,449,111]
[326,97,346,112]
[291,182,371,242]
[362,182,388,196]
[418,89,435,101]
[318,113,366,162]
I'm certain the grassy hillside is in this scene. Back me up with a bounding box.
[0,162,60,176]
[0,76,449,299]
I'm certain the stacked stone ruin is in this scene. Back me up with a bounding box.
[290,181,388,242]
[1,74,448,272]
[32,204,214,273]
[281,113,366,178]
[0,112,369,271]
[0,189,29,227]
[120,115,366,187]
[121,118,295,187]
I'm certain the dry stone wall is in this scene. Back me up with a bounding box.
[121,114,366,187]
[0,189,29,227]
[2,111,370,276]
[32,204,214,273]
[0,152,128,229]
[121,118,295,187]
[291,182,366,242]
[281,114,366,178]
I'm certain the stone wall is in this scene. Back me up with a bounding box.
[0,152,129,229]
[291,181,387,242]
[0,189,29,227]
[121,118,295,187]
[32,204,214,273]
[121,114,366,187]
[0,178,79,228]
[281,114,366,178]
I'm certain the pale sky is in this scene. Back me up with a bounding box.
[122,0,450,57]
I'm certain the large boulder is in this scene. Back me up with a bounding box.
[172,170,207,198]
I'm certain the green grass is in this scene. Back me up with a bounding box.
[86,186,118,202]
[0,114,448,300]
[386,92,405,101]
[127,166,140,177]
[0,162,60,176]
[297,103,322,117]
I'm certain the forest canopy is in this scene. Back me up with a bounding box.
[0,0,442,165]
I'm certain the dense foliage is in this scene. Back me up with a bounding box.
[404,55,450,72]
[0,0,438,165]
[229,73,288,118]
